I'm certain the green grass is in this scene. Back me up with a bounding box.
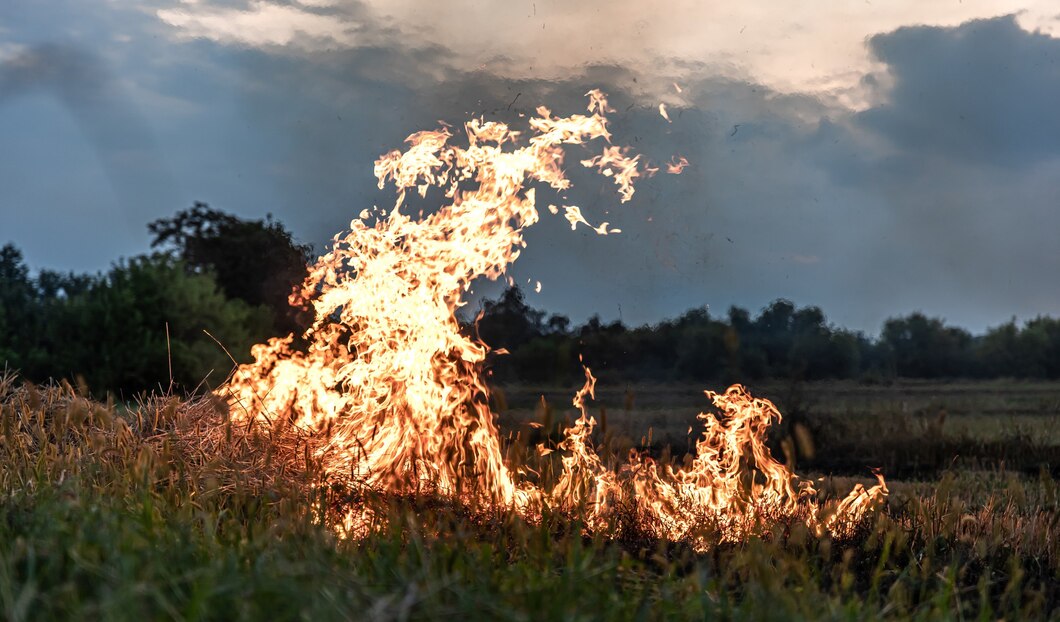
[1,375,1058,620]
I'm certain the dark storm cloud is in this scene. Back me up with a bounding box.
[858,15,1060,168]
[808,15,1060,330]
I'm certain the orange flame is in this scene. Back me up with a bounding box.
[667,156,690,174]
[222,91,885,547]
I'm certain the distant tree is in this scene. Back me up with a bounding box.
[148,202,313,335]
[476,287,587,382]
[577,314,628,375]
[35,270,94,299]
[788,306,863,380]
[545,313,571,336]
[477,287,546,352]
[12,227,1060,389]
[672,307,728,381]
[754,299,798,374]
[0,244,41,372]
[976,317,1060,379]
[1021,316,1060,378]
[726,306,767,379]
[976,320,1024,377]
[881,313,972,378]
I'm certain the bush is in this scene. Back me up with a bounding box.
[65,254,272,395]
[0,249,270,397]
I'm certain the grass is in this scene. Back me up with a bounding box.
[1,373,1058,620]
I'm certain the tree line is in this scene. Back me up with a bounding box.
[477,285,1060,384]
[3,205,1060,396]
[0,203,310,396]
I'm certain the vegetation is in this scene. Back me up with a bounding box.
[0,204,308,397]
[148,202,314,336]
[0,373,1057,621]
[478,286,1060,385]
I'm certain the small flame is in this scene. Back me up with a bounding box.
[667,156,689,175]
[221,91,885,548]
[562,204,619,235]
[580,145,643,203]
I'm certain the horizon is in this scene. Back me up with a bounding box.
[5,230,1042,341]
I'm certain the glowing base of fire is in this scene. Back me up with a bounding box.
[249,366,887,550]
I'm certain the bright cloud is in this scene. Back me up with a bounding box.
[154,0,1060,104]
[157,1,357,48]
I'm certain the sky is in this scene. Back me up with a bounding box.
[2,1,1060,335]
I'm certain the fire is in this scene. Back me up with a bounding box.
[659,103,672,122]
[222,91,886,547]
[667,156,690,174]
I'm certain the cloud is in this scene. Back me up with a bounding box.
[814,16,1060,329]
[858,15,1060,168]
[157,1,364,48]
[115,10,1060,331]
[153,0,1060,98]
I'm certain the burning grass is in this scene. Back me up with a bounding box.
[1,373,1058,620]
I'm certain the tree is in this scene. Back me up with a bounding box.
[1021,316,1060,378]
[0,244,41,372]
[48,254,271,396]
[148,202,313,335]
[881,313,972,378]
[755,299,798,374]
[976,317,1060,379]
[672,308,728,381]
[477,286,546,352]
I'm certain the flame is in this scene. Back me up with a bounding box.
[659,103,672,123]
[579,145,643,203]
[667,156,690,175]
[560,204,620,235]
[222,91,885,547]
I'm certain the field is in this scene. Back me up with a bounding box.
[497,379,1060,478]
[1,373,1058,620]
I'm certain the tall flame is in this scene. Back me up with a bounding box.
[223,91,885,547]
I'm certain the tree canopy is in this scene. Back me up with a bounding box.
[148,202,313,335]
